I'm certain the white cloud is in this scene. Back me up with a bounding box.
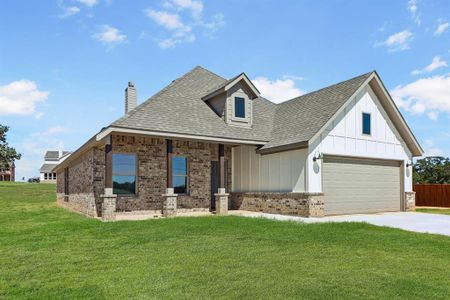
[37,126,71,136]
[252,77,306,104]
[434,21,449,36]
[408,0,420,25]
[282,74,305,81]
[59,6,80,18]
[92,25,127,46]
[376,30,413,52]
[145,10,187,30]
[164,0,203,18]
[408,0,417,14]
[77,0,98,7]
[427,111,439,120]
[144,1,224,48]
[391,74,450,120]
[145,9,195,48]
[422,139,444,157]
[201,13,225,34]
[0,80,48,116]
[411,56,447,75]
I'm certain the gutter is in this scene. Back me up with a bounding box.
[96,126,268,146]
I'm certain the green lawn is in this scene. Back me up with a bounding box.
[1,183,450,299]
[417,207,450,215]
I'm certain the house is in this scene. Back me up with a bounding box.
[54,66,423,221]
[40,150,71,183]
[0,161,15,181]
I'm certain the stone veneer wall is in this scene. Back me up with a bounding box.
[230,192,325,217]
[404,191,415,211]
[111,135,232,212]
[56,148,104,217]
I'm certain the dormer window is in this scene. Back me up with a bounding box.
[201,72,259,128]
[234,97,246,118]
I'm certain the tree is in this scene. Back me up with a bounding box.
[0,125,21,172]
[413,156,450,184]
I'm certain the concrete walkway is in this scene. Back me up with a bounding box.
[230,211,450,237]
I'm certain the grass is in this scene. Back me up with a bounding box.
[416,207,450,216]
[1,183,450,299]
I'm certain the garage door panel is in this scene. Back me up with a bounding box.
[323,156,401,215]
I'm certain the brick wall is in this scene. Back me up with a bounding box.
[56,134,232,216]
[230,192,325,217]
[56,148,101,217]
[110,135,232,212]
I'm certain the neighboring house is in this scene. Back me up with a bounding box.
[40,150,71,183]
[54,66,423,221]
[0,161,15,182]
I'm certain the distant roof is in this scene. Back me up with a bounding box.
[40,163,56,173]
[45,151,71,161]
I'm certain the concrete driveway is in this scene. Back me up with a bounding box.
[231,211,450,236]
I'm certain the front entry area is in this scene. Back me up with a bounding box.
[323,156,402,215]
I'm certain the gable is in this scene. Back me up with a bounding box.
[315,84,412,160]
[309,73,423,157]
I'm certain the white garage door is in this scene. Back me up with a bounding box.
[323,156,401,215]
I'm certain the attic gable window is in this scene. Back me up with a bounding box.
[362,112,371,135]
[234,97,245,118]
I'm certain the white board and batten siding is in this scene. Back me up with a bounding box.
[232,146,307,192]
[307,84,413,194]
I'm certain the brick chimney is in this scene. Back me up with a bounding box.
[125,81,137,114]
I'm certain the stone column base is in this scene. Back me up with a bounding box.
[215,188,229,215]
[405,192,416,211]
[162,188,178,217]
[101,192,117,221]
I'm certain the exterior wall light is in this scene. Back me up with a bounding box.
[406,160,413,168]
[313,152,323,162]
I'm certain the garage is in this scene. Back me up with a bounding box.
[323,156,402,215]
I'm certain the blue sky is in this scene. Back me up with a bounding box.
[1,0,449,180]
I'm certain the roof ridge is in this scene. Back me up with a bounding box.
[193,65,226,81]
[276,71,374,106]
[111,66,224,125]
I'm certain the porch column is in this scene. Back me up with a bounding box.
[101,135,116,221]
[215,144,229,215]
[162,139,177,216]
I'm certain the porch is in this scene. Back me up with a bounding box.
[98,134,233,221]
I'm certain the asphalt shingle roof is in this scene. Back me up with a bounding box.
[44,151,71,161]
[109,66,373,151]
[40,163,57,173]
[112,66,276,142]
[260,72,373,151]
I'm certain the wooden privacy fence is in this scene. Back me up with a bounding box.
[414,184,450,208]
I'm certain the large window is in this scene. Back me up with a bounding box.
[173,156,188,194]
[234,97,245,118]
[362,112,371,135]
[112,153,137,195]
